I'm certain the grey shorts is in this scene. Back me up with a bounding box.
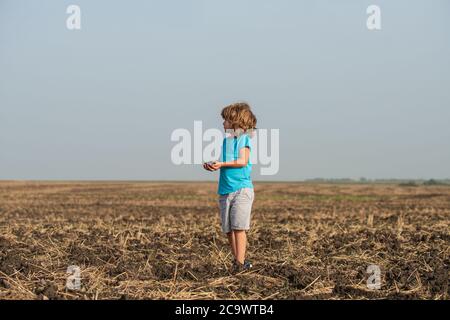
[218,188,254,233]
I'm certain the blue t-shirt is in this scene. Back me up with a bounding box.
[218,133,253,195]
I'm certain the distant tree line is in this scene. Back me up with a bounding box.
[304,178,450,186]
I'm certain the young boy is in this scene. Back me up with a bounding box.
[203,102,257,272]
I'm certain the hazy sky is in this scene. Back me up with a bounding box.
[1,0,449,181]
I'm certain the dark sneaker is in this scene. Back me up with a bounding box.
[231,259,253,273]
[242,260,253,270]
[231,260,240,273]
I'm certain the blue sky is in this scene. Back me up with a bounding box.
[1,0,449,180]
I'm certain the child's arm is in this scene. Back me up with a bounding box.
[206,147,249,171]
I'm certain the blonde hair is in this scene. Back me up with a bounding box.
[221,102,257,132]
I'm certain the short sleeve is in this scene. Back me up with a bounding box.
[237,134,251,151]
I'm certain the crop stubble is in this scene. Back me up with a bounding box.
[0,182,448,299]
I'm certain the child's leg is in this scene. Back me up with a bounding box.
[233,230,247,264]
[227,231,237,259]
[230,188,254,265]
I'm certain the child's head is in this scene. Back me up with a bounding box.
[221,102,257,134]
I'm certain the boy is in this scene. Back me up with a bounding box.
[203,102,257,272]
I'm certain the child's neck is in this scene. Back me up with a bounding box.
[226,128,246,138]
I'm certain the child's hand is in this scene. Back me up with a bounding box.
[208,161,222,171]
[203,161,222,171]
[203,162,213,171]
